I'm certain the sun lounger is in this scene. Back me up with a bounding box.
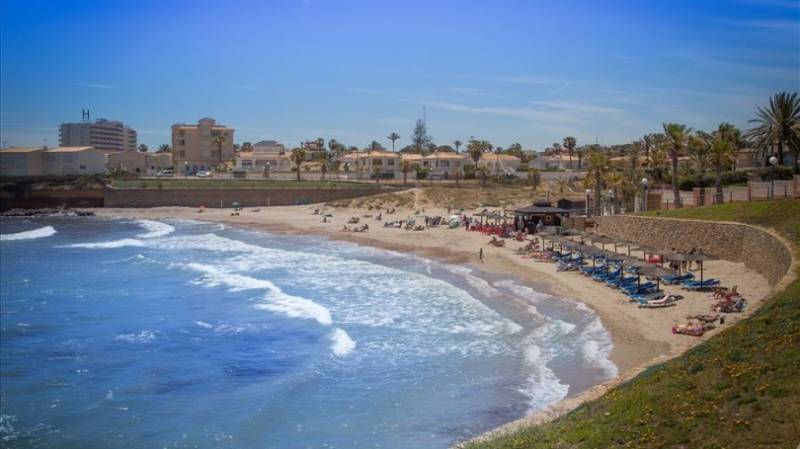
[681,278,721,290]
[637,294,678,308]
[660,273,694,285]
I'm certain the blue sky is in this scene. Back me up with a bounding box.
[1,0,798,150]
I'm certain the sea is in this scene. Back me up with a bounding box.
[0,217,617,449]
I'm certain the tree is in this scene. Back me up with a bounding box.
[211,134,226,164]
[290,148,306,181]
[576,145,587,169]
[241,142,253,152]
[708,136,734,204]
[648,142,669,185]
[156,144,171,153]
[411,119,432,154]
[137,144,148,152]
[503,142,524,161]
[467,139,492,186]
[318,150,334,180]
[387,132,400,152]
[663,123,691,208]
[627,140,642,171]
[328,139,346,159]
[563,137,576,169]
[584,149,612,215]
[747,92,800,172]
[368,141,385,152]
[688,132,712,188]
[400,160,413,186]
[476,166,490,187]
[527,168,541,192]
[454,140,463,153]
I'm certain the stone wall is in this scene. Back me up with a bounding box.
[594,215,792,284]
[0,189,104,210]
[103,186,398,208]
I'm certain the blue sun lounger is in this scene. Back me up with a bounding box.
[681,278,721,290]
[660,273,694,285]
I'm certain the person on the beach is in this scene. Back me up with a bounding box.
[479,248,484,263]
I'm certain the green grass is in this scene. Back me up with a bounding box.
[641,199,800,243]
[110,179,387,190]
[466,199,800,449]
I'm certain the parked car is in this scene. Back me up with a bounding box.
[157,169,174,177]
[196,170,212,178]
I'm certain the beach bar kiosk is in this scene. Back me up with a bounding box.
[513,201,571,234]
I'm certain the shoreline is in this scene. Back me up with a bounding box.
[86,204,779,441]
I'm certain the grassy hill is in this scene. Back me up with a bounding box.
[465,199,800,449]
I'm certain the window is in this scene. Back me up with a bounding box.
[387,159,395,166]
[372,159,382,166]
[179,150,186,157]
[441,161,450,167]
[241,160,253,168]
[255,160,267,167]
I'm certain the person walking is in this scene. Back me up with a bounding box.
[479,248,484,263]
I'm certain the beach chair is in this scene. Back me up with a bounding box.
[681,278,721,290]
[660,273,694,285]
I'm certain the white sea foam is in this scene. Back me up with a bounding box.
[69,238,145,249]
[114,330,157,343]
[520,343,570,410]
[577,318,618,378]
[330,328,356,356]
[136,219,175,238]
[194,320,214,329]
[187,263,333,325]
[0,226,57,241]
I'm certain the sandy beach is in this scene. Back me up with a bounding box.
[92,202,776,430]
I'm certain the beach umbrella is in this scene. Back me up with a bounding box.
[684,253,716,283]
[639,264,675,291]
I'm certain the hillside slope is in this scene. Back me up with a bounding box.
[465,200,800,449]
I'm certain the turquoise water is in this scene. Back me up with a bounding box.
[0,217,616,449]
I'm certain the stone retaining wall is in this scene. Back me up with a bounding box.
[594,215,792,284]
[0,189,104,210]
[103,187,397,208]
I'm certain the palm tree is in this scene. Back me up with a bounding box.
[211,134,226,165]
[746,92,800,171]
[319,151,333,180]
[687,132,711,189]
[563,137,576,169]
[400,160,412,186]
[663,123,691,208]
[527,168,541,193]
[627,140,642,171]
[648,142,669,185]
[708,136,734,204]
[467,139,492,186]
[454,140,463,153]
[584,149,612,215]
[387,132,400,152]
[137,144,148,152]
[156,144,171,153]
[290,148,306,181]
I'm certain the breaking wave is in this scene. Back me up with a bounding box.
[1,226,57,241]
[136,220,175,238]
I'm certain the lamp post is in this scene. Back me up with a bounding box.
[585,189,591,216]
[641,177,649,212]
[769,156,778,199]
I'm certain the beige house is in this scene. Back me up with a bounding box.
[341,150,401,178]
[0,147,46,176]
[44,147,108,175]
[107,151,172,175]
[172,118,235,174]
[478,153,521,175]
[252,140,286,155]
[235,152,293,172]
[418,152,473,178]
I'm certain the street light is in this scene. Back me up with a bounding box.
[641,177,649,211]
[585,189,592,216]
[769,156,778,199]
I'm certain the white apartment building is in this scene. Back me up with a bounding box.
[59,118,137,152]
[340,150,401,178]
[0,147,46,176]
[44,147,108,175]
